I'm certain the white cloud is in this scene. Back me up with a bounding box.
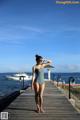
[54,53,80,64]
[0,64,32,73]
[17,25,43,33]
[0,24,45,45]
[0,24,44,34]
[0,63,80,73]
[54,64,80,72]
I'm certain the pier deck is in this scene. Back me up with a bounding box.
[2,81,80,120]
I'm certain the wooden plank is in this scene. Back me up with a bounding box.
[2,81,80,120]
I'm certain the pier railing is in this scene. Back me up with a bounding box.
[70,86,80,99]
[53,76,80,100]
[0,75,31,112]
[53,76,80,110]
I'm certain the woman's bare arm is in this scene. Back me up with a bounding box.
[42,60,52,68]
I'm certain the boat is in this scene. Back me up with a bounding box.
[6,73,32,81]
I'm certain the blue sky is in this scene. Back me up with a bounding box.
[0,0,80,72]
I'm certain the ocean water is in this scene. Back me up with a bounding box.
[0,73,31,97]
[0,72,80,97]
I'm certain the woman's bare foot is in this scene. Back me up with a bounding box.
[36,105,40,113]
[40,108,45,113]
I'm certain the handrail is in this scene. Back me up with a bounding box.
[55,75,80,100]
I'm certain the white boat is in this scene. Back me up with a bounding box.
[6,73,32,81]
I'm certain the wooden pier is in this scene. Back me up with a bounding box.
[2,81,80,120]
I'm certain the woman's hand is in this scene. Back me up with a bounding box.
[43,59,52,63]
[47,60,52,63]
[42,59,52,68]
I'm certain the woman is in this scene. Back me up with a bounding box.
[32,55,52,113]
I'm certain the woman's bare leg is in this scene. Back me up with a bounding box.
[34,83,40,112]
[39,83,45,112]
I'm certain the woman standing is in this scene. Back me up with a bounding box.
[32,55,52,113]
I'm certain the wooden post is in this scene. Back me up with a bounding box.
[68,77,75,99]
[57,76,59,87]
[69,78,71,99]
[19,76,25,90]
[22,76,25,89]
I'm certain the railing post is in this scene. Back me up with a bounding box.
[22,76,25,89]
[57,76,59,87]
[62,80,64,88]
[57,75,61,87]
[68,77,75,99]
[19,76,25,90]
[69,77,71,99]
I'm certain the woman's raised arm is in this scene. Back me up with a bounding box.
[42,60,52,68]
